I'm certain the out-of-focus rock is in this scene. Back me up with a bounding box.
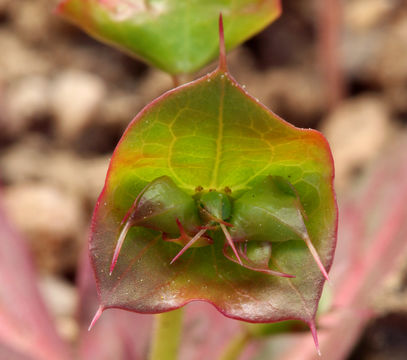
[9,0,55,43]
[100,91,142,127]
[247,67,325,126]
[342,0,406,86]
[226,48,326,126]
[344,0,397,32]
[321,95,392,190]
[80,156,110,203]
[137,69,173,105]
[0,0,10,14]
[3,75,50,135]
[0,30,51,81]
[263,68,326,125]
[0,135,50,183]
[385,85,407,115]
[0,138,110,205]
[2,183,85,274]
[40,151,109,204]
[341,0,392,76]
[50,70,106,141]
[38,275,79,343]
[371,12,407,86]
[373,257,407,314]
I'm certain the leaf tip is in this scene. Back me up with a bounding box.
[88,305,104,331]
[309,320,321,356]
[218,13,228,72]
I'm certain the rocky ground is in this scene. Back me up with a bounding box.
[0,0,407,358]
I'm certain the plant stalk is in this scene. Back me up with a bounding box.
[219,331,251,360]
[149,309,184,360]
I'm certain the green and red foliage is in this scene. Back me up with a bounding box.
[56,0,281,74]
[88,18,337,349]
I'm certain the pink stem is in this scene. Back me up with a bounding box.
[318,0,344,108]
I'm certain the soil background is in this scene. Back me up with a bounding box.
[0,0,407,359]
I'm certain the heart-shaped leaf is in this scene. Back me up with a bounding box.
[89,19,337,348]
[56,0,281,74]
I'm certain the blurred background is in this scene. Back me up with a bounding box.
[0,0,407,359]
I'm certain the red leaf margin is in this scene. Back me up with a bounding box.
[87,15,338,354]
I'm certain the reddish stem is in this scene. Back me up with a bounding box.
[318,0,344,108]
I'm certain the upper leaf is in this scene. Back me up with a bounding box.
[56,0,281,74]
[90,52,337,333]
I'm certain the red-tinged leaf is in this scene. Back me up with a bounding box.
[77,250,153,360]
[0,201,71,360]
[89,20,337,344]
[275,134,407,360]
[56,0,281,74]
[78,247,260,360]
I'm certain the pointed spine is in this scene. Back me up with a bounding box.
[170,227,208,264]
[110,220,132,275]
[88,305,104,331]
[303,234,331,283]
[309,320,321,356]
[220,223,243,265]
[218,14,228,72]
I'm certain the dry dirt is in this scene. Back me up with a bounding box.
[0,0,407,357]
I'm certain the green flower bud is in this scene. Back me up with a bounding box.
[198,191,232,222]
[127,176,200,236]
[110,176,200,274]
[230,176,307,243]
[230,176,329,281]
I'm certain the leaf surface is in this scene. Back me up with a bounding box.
[56,0,281,74]
[77,249,152,360]
[89,49,337,331]
[79,245,260,360]
[276,134,407,360]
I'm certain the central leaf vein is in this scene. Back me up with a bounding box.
[210,76,225,188]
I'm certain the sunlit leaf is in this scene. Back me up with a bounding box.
[56,0,281,74]
[89,20,337,345]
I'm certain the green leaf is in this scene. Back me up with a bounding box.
[89,28,337,344]
[56,0,281,74]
